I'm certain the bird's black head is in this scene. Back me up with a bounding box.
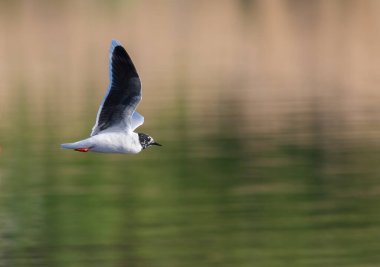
[138,133,162,149]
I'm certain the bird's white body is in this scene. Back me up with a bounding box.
[61,131,142,154]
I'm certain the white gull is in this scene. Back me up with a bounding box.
[61,39,161,154]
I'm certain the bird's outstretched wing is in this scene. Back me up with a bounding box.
[91,40,142,136]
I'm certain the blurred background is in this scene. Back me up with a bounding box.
[1,0,380,266]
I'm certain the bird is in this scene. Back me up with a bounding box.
[61,39,161,154]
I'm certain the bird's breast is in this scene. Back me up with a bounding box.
[89,132,141,154]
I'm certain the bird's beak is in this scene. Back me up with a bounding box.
[152,142,162,146]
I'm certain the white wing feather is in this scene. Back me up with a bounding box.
[91,39,122,136]
[130,111,144,131]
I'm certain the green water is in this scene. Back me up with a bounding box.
[1,99,380,267]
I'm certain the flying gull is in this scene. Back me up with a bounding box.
[61,39,161,154]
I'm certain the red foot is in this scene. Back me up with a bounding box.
[75,148,90,152]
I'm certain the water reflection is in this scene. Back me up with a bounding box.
[2,106,380,266]
[1,1,380,266]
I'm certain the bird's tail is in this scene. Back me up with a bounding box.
[61,138,92,150]
[61,143,79,149]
